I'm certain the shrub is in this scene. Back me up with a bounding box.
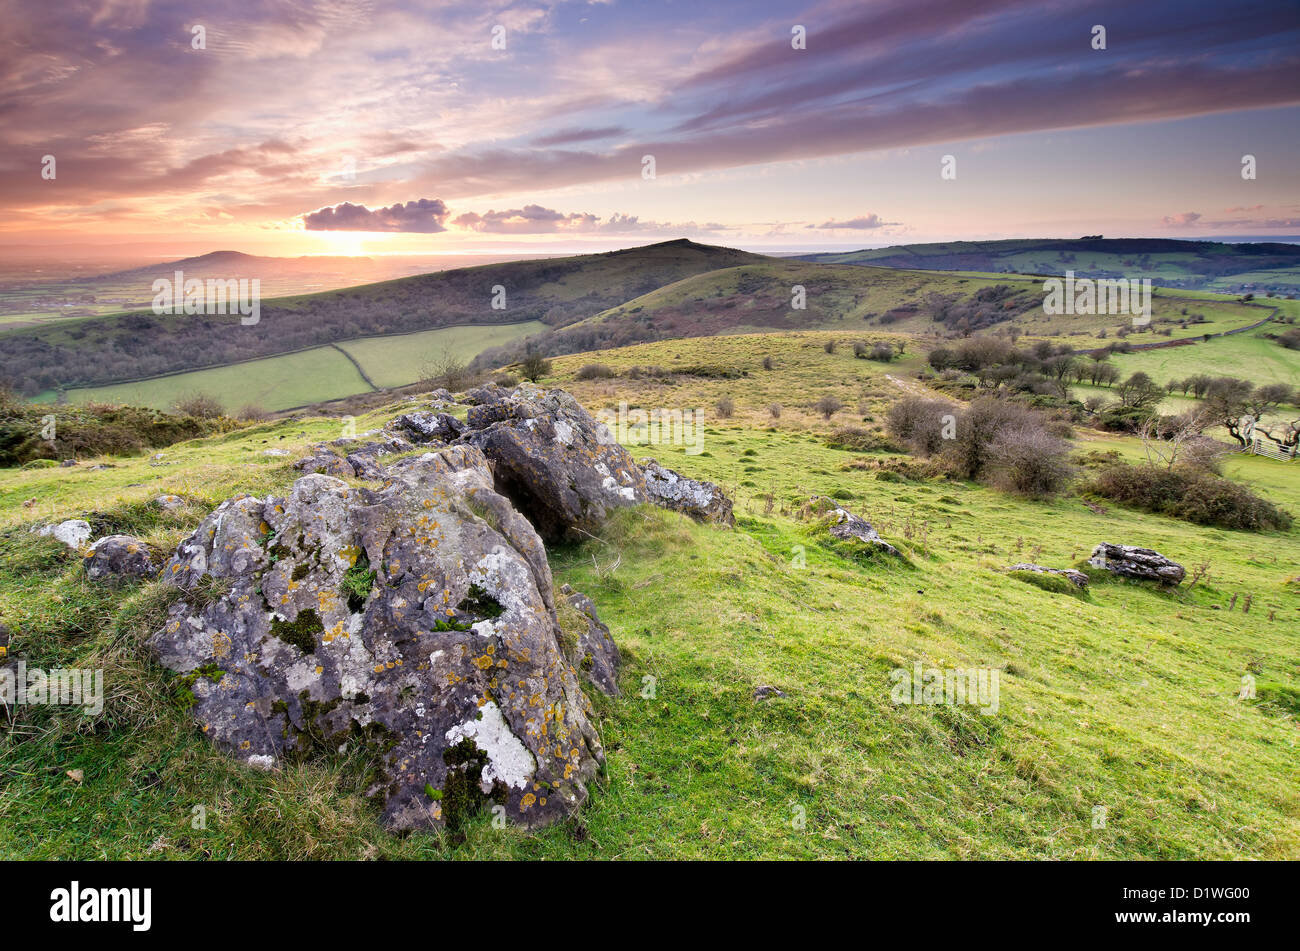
[0,400,227,467]
[762,356,775,370]
[519,350,552,382]
[868,343,895,362]
[235,404,270,422]
[942,398,1041,481]
[716,395,735,418]
[575,363,616,380]
[986,426,1075,499]
[1088,462,1292,532]
[886,396,952,457]
[172,392,225,419]
[814,395,843,420]
[853,341,868,359]
[768,403,782,418]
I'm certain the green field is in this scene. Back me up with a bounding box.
[47,347,371,413]
[338,321,545,389]
[40,321,549,413]
[1104,329,1300,388]
[2,329,1296,859]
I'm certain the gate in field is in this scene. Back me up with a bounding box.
[1239,417,1298,461]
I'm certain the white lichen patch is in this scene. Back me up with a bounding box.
[444,701,536,791]
[601,476,636,500]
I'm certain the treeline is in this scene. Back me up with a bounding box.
[923,336,1297,446]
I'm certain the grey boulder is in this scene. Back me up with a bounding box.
[84,534,159,583]
[150,444,607,832]
[461,384,646,543]
[640,458,734,526]
[1089,544,1185,585]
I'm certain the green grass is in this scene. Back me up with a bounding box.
[1102,329,1300,388]
[1,330,1296,859]
[337,321,546,388]
[43,346,371,413]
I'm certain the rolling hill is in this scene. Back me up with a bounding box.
[0,240,768,398]
[796,238,1300,294]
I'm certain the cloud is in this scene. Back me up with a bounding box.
[453,204,598,233]
[451,204,725,236]
[1161,212,1202,228]
[530,126,626,147]
[815,214,896,230]
[302,198,450,232]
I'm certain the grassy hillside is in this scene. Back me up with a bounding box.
[551,259,1272,353]
[1,330,1295,859]
[44,321,548,413]
[799,238,1300,294]
[0,240,767,397]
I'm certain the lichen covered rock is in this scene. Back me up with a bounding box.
[805,496,900,556]
[32,519,92,551]
[640,458,734,526]
[461,384,646,542]
[84,534,159,583]
[557,584,620,697]
[150,444,606,831]
[1089,543,1185,585]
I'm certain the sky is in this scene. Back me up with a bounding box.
[1,0,1298,258]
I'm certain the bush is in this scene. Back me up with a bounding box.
[1088,462,1292,532]
[986,426,1075,499]
[172,392,225,419]
[814,395,843,419]
[716,395,735,418]
[519,350,552,382]
[762,356,775,370]
[235,404,270,422]
[942,398,1042,480]
[868,343,895,362]
[886,396,952,457]
[768,403,782,418]
[0,400,228,467]
[575,363,615,380]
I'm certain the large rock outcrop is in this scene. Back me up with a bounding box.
[150,444,609,831]
[1089,543,1185,585]
[461,384,646,542]
[640,458,734,526]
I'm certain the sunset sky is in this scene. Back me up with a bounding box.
[2,0,1298,258]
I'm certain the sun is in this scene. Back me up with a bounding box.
[320,230,367,256]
